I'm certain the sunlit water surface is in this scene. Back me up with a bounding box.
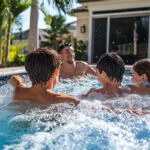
[0,75,150,150]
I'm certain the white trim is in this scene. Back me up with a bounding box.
[92,10,150,18]
[148,16,150,58]
[106,17,110,53]
[88,11,92,63]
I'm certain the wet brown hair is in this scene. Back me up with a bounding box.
[133,59,150,82]
[96,53,125,82]
[57,42,72,53]
[25,48,60,86]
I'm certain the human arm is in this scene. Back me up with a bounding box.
[126,109,149,115]
[106,104,149,115]
[8,75,27,100]
[49,92,79,106]
[81,88,96,98]
[85,64,96,76]
[8,75,26,88]
[128,85,150,95]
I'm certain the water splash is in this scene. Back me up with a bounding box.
[0,75,150,150]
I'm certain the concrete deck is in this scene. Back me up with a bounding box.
[0,65,132,77]
[0,66,26,77]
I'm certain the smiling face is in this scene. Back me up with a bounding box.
[60,46,75,64]
[131,69,148,83]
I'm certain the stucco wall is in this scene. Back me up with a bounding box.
[74,12,89,41]
[84,0,150,11]
[74,0,150,41]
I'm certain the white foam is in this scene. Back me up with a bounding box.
[0,84,14,107]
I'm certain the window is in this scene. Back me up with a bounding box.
[91,15,149,64]
[92,18,107,63]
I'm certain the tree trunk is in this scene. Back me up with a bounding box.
[0,27,2,66]
[4,14,11,67]
[28,0,39,52]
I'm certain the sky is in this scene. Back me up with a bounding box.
[13,1,80,32]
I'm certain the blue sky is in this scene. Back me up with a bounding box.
[13,2,80,32]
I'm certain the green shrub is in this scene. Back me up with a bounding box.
[8,43,27,66]
[74,40,88,61]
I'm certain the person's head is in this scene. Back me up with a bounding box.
[57,43,75,64]
[25,48,60,87]
[96,53,125,84]
[132,59,150,83]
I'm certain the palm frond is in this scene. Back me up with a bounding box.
[11,0,31,21]
[40,5,52,25]
[46,0,75,14]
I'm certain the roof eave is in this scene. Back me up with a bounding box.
[78,0,101,3]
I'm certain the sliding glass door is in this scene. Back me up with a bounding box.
[92,15,149,64]
[109,16,149,64]
[92,18,107,63]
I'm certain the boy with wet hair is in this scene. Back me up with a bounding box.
[96,53,125,83]
[8,48,79,105]
[132,59,150,85]
[83,53,128,98]
[129,59,150,95]
[82,53,149,115]
[57,42,96,78]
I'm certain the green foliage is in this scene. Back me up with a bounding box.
[0,0,31,67]
[43,0,74,14]
[74,40,88,61]
[12,16,23,33]
[5,0,31,20]
[8,43,27,66]
[41,7,70,49]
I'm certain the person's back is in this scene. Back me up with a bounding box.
[57,43,96,78]
[13,85,79,105]
[9,48,79,105]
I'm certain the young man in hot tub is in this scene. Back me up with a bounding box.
[8,48,79,105]
[83,53,129,98]
[57,43,96,78]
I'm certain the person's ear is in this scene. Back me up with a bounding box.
[101,71,108,79]
[52,69,59,79]
[142,74,148,81]
[49,69,60,89]
[58,54,63,61]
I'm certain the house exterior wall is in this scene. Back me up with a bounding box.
[74,0,150,63]
[74,12,89,41]
[84,0,150,12]
[75,0,150,41]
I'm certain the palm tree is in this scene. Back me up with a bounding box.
[4,0,31,67]
[41,8,70,49]
[28,0,74,52]
[0,1,7,65]
[28,0,39,52]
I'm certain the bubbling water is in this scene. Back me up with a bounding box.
[0,75,150,150]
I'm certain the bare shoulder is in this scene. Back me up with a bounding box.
[13,86,29,100]
[76,61,96,76]
[76,61,89,67]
